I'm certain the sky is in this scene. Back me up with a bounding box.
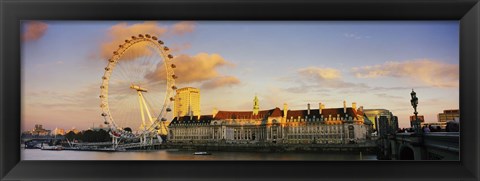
[21,21,459,131]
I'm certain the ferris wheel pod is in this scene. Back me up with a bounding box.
[100,85,105,89]
[101,112,107,116]
[161,118,167,121]
[169,97,175,101]
[108,59,114,63]
[171,64,176,68]
[145,34,151,38]
[138,34,144,38]
[131,36,136,39]
[102,76,108,80]
[152,36,158,40]
[125,40,130,43]
[119,44,124,48]
[157,40,164,45]
[166,108,172,112]
[113,51,119,55]
[167,54,174,59]
[172,75,178,79]
[163,46,169,51]
[172,85,177,90]
[105,67,110,71]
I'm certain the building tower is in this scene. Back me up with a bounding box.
[174,87,201,118]
[253,95,259,116]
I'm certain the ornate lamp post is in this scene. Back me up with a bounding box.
[410,89,421,134]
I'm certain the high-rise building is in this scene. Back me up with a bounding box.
[174,87,200,117]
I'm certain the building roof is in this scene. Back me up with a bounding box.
[214,107,283,120]
[170,115,213,125]
[285,108,358,120]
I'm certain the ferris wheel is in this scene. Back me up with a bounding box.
[99,34,177,143]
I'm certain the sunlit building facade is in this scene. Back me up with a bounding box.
[24,124,51,136]
[363,109,396,130]
[168,97,371,144]
[174,87,201,117]
[438,109,460,122]
[410,115,425,127]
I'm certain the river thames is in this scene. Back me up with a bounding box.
[22,149,378,160]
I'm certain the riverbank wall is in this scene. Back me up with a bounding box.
[128,141,378,153]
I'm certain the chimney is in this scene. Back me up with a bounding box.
[352,102,357,111]
[319,103,323,114]
[307,103,311,115]
[212,107,218,118]
[343,100,347,113]
[283,103,288,118]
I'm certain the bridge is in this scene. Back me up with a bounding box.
[379,132,459,160]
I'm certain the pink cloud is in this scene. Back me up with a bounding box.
[171,21,196,35]
[201,76,241,89]
[22,21,48,42]
[352,59,459,87]
[145,53,239,89]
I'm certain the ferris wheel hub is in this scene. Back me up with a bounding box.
[130,85,148,92]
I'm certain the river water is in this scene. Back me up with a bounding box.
[22,149,378,160]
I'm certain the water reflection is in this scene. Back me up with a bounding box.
[22,149,377,160]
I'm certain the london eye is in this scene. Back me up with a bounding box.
[99,34,177,144]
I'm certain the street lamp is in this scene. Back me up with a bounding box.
[410,89,421,134]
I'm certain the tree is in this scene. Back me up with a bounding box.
[65,131,76,141]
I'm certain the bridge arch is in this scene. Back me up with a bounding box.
[398,144,415,160]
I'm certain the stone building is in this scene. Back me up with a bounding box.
[168,97,370,144]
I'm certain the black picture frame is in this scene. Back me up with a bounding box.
[1,0,479,180]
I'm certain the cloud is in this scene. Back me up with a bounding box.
[171,21,196,35]
[170,43,192,53]
[100,21,168,60]
[145,53,239,89]
[344,33,371,40]
[22,21,48,42]
[298,67,341,80]
[295,66,368,89]
[279,66,369,96]
[98,21,196,60]
[375,93,403,99]
[351,59,459,87]
[201,76,241,89]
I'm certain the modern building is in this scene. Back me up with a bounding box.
[174,87,201,117]
[376,115,398,136]
[410,115,425,127]
[438,109,460,122]
[363,109,396,130]
[168,98,371,144]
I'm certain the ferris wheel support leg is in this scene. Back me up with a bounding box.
[137,91,146,128]
[138,91,155,125]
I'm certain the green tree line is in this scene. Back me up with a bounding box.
[65,129,111,142]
